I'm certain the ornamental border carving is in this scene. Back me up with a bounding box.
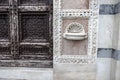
[53,0,99,64]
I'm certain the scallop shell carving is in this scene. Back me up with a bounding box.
[66,22,85,33]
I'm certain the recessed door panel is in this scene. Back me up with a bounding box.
[19,0,49,5]
[0,0,8,5]
[0,0,53,67]
[20,13,49,42]
[0,14,9,41]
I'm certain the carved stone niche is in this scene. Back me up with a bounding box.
[61,0,89,9]
[63,22,87,40]
[62,18,88,55]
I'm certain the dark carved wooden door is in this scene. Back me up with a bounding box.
[0,0,53,68]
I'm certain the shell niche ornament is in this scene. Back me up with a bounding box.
[63,22,88,40]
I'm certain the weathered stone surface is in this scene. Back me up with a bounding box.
[54,63,96,72]
[61,0,89,9]
[0,68,53,80]
[54,72,96,80]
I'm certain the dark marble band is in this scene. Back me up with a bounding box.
[115,2,120,14]
[98,48,120,60]
[99,2,120,15]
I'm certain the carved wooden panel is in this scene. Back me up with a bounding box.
[0,0,8,5]
[0,13,10,60]
[19,47,52,60]
[0,47,11,60]
[0,14,9,41]
[19,0,49,5]
[0,0,53,67]
[20,13,49,42]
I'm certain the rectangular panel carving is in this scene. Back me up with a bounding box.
[0,0,8,5]
[20,47,49,55]
[19,0,49,5]
[62,18,88,55]
[61,0,89,9]
[0,60,53,68]
[19,47,52,60]
[19,13,49,42]
[0,47,12,60]
[0,14,9,41]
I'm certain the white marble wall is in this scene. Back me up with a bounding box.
[97,58,116,80]
[99,0,117,4]
[97,0,118,80]
[111,58,117,80]
[114,13,120,50]
[98,15,114,48]
[112,14,119,49]
[54,63,96,80]
[0,68,53,80]
[97,57,117,80]
[115,60,120,80]
[114,13,120,80]
[98,0,119,50]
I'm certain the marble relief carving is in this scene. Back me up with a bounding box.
[63,22,88,40]
[53,0,99,64]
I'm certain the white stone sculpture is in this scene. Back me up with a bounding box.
[63,22,87,40]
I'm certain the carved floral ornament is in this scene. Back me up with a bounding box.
[53,0,99,64]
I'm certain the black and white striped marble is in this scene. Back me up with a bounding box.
[99,2,120,14]
[98,48,120,60]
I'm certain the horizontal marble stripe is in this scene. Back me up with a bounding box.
[99,2,120,15]
[115,2,120,14]
[98,48,120,60]
[99,5,115,15]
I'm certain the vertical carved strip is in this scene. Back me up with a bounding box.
[13,0,19,58]
[9,0,14,57]
[53,0,59,55]
[49,0,53,59]
[9,0,19,59]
